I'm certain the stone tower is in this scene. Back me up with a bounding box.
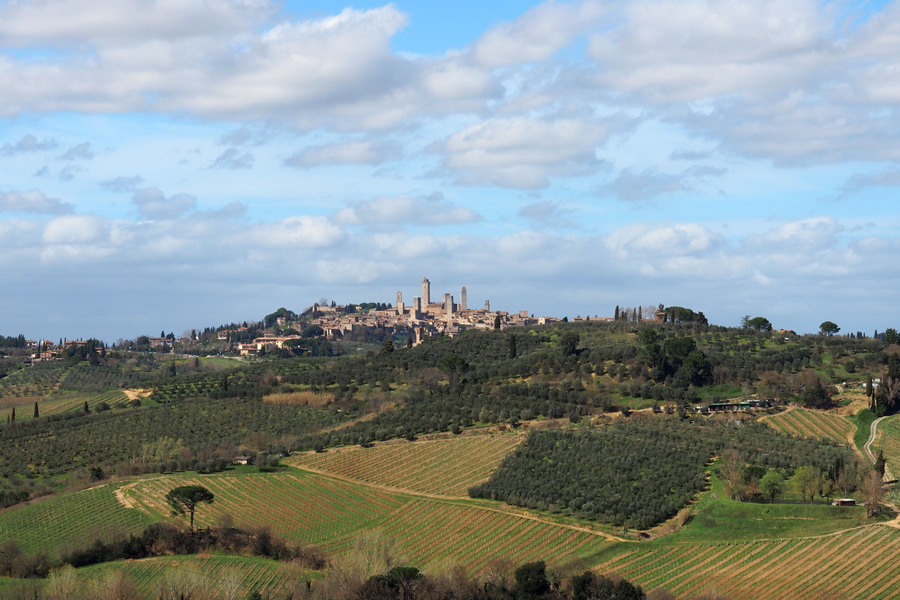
[396,291,404,315]
[444,293,454,320]
[422,277,431,306]
[460,286,467,312]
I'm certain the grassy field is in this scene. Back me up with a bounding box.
[763,407,853,444]
[0,483,157,556]
[289,433,524,496]
[664,473,865,543]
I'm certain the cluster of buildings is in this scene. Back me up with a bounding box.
[310,277,560,345]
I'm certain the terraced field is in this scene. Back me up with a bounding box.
[78,554,301,599]
[379,499,612,575]
[599,526,900,599]
[763,408,853,444]
[123,470,411,548]
[0,483,156,556]
[290,433,524,496]
[0,386,127,423]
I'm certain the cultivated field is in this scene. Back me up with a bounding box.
[379,499,612,575]
[122,470,411,549]
[0,483,156,556]
[598,525,900,600]
[77,554,301,599]
[763,407,853,444]
[875,414,900,478]
[290,433,524,496]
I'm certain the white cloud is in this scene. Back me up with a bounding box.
[285,140,401,168]
[439,116,611,188]
[249,216,346,248]
[0,134,57,155]
[0,189,74,214]
[58,142,96,161]
[332,194,481,228]
[472,0,607,67]
[43,214,105,244]
[132,188,196,220]
[211,148,254,170]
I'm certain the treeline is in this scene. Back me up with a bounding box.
[470,416,856,529]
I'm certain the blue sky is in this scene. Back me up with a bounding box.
[2,0,900,342]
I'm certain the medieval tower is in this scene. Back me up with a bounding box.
[422,277,431,306]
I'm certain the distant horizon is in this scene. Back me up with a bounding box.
[2,1,898,344]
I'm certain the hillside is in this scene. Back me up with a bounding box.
[0,319,897,598]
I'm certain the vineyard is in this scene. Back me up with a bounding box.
[122,470,411,548]
[0,483,156,556]
[77,554,301,599]
[378,499,613,576]
[875,415,900,479]
[598,525,900,599]
[290,433,524,496]
[763,407,853,444]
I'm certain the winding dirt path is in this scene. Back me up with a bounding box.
[864,416,894,481]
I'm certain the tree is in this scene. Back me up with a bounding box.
[747,317,773,332]
[793,466,822,503]
[33,402,39,419]
[380,340,395,354]
[719,449,745,500]
[819,321,840,336]
[165,485,214,532]
[508,335,517,359]
[860,470,885,517]
[884,328,899,346]
[513,561,549,599]
[874,450,886,478]
[560,332,580,356]
[494,315,501,330]
[759,471,785,503]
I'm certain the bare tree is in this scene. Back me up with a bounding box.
[860,470,886,517]
[719,449,744,500]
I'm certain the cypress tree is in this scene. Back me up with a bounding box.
[11,407,15,422]
[33,402,39,419]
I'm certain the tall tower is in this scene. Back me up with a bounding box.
[422,277,431,306]
[444,293,454,321]
[460,286,467,312]
[396,291,404,315]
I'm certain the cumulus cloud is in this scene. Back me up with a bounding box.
[285,140,401,168]
[438,116,611,189]
[210,148,254,170]
[58,142,95,161]
[132,188,196,220]
[0,134,57,155]
[42,214,106,244]
[332,193,481,228]
[836,169,900,200]
[249,216,346,248]
[99,175,144,193]
[0,189,74,214]
[601,165,725,202]
[472,0,607,67]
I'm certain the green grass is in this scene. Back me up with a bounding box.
[852,408,877,451]
[666,472,865,543]
[0,483,157,557]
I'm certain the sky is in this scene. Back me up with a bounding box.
[2,0,900,343]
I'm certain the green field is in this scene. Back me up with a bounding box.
[123,469,411,548]
[875,414,900,478]
[599,526,900,600]
[78,554,306,599]
[0,483,157,556]
[290,432,524,496]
